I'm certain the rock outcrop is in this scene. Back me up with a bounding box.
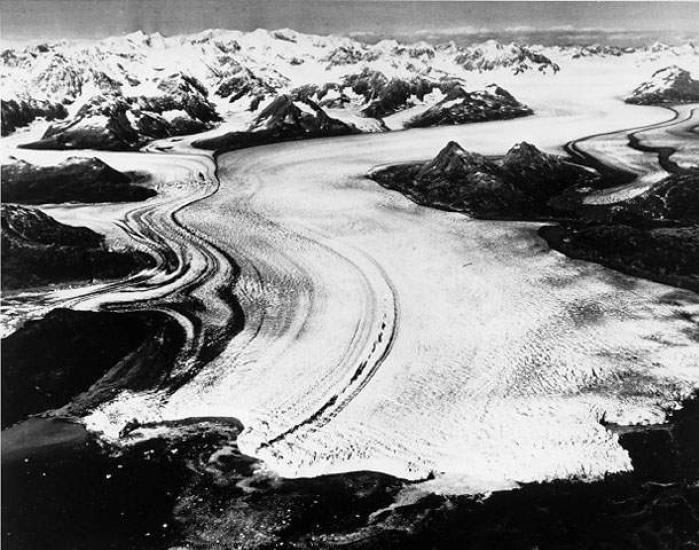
[1,308,183,428]
[1,97,68,136]
[360,76,440,118]
[406,85,532,128]
[540,171,699,292]
[625,66,699,104]
[1,157,155,204]
[1,203,152,290]
[371,140,594,218]
[373,140,699,290]
[193,94,360,151]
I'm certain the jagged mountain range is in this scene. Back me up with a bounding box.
[2,28,698,148]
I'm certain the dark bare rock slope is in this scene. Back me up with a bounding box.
[406,85,532,128]
[1,203,152,290]
[1,156,155,204]
[371,140,595,218]
[193,94,360,151]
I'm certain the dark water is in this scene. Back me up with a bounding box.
[1,0,698,45]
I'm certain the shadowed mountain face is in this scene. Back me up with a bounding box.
[541,223,699,290]
[1,203,153,290]
[193,94,360,150]
[1,157,155,204]
[215,66,282,111]
[559,172,699,226]
[625,65,699,104]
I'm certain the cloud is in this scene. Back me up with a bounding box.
[407,24,634,37]
[347,30,377,38]
[414,26,491,36]
[503,25,536,33]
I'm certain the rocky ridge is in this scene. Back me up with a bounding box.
[625,65,699,104]
[192,94,360,150]
[372,140,596,218]
[1,97,67,136]
[19,72,220,150]
[406,84,532,127]
[1,156,155,204]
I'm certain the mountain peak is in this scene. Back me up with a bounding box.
[251,94,323,131]
[416,140,496,181]
[503,141,545,161]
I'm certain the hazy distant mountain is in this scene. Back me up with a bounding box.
[450,39,560,73]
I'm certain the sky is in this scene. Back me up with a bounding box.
[1,1,698,45]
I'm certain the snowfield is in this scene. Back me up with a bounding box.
[3,29,699,495]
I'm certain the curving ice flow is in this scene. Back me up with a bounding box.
[84,100,698,494]
[9,73,698,493]
[571,104,699,204]
[0,146,240,379]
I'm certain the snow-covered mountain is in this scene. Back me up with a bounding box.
[2,28,698,149]
[625,65,699,104]
[193,94,360,150]
[450,39,560,74]
[19,72,220,150]
[406,84,532,127]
